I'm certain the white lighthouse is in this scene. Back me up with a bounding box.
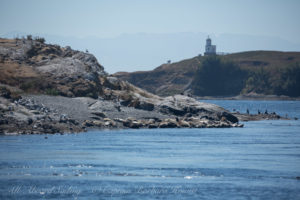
[204,36,216,56]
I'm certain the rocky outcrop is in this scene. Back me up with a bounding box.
[0,86,287,135]
[0,88,245,134]
[233,112,287,121]
[0,38,106,99]
[0,37,287,135]
[0,95,83,134]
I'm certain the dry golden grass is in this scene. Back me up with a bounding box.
[224,51,300,70]
[0,62,38,79]
[0,62,39,90]
[0,38,17,47]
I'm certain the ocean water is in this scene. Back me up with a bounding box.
[0,100,300,200]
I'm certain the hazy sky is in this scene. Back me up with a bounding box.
[1,0,300,73]
[1,0,300,42]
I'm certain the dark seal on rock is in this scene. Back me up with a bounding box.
[217,112,239,123]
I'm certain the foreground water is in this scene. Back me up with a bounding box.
[0,100,300,199]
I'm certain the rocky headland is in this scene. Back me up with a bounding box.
[114,51,300,98]
[0,37,287,134]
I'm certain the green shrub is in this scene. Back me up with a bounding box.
[34,37,45,44]
[26,35,32,40]
[20,82,35,91]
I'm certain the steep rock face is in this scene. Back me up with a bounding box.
[0,38,105,76]
[0,38,106,98]
[35,51,105,77]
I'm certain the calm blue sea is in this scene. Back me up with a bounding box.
[0,100,300,200]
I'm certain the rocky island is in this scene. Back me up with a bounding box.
[0,37,286,134]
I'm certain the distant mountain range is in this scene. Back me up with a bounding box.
[2,31,300,74]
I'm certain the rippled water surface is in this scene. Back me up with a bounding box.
[0,100,300,199]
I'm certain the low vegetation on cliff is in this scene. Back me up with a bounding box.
[190,56,247,96]
[191,56,300,97]
[115,51,300,97]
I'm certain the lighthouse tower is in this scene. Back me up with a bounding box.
[204,36,216,56]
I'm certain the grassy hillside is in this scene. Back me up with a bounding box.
[115,51,300,97]
[114,57,200,96]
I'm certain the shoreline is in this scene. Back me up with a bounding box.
[0,94,290,135]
